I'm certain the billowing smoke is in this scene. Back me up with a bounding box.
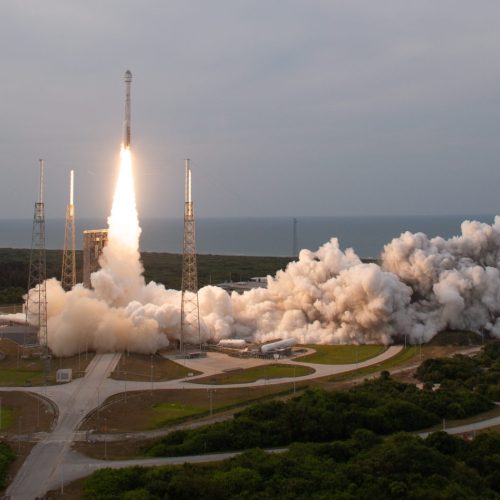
[14,148,500,353]
[381,218,500,342]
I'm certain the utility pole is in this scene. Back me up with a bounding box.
[180,159,201,353]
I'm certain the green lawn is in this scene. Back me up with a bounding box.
[190,363,314,385]
[329,347,418,382]
[0,407,14,431]
[0,369,45,386]
[296,345,387,364]
[150,402,205,429]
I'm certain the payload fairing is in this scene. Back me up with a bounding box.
[123,70,132,147]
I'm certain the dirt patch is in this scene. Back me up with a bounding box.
[79,383,302,433]
[72,436,159,460]
[190,363,314,385]
[0,391,56,436]
[111,353,200,382]
[0,339,95,386]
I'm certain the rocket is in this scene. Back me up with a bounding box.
[123,70,132,147]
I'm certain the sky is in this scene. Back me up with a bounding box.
[2,1,500,219]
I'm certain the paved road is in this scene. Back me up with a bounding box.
[53,448,288,492]
[418,411,500,438]
[6,353,120,500]
[106,345,403,394]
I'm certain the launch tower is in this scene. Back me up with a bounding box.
[61,170,76,290]
[180,159,201,352]
[26,159,48,350]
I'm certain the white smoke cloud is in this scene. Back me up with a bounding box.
[14,147,500,354]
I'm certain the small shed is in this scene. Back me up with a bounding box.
[56,368,73,383]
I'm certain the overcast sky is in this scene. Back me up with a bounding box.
[2,1,500,219]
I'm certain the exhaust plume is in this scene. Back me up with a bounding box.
[14,150,500,355]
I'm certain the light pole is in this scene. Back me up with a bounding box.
[104,417,107,459]
[18,416,22,453]
[150,355,154,395]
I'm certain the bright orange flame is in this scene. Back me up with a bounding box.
[107,146,141,251]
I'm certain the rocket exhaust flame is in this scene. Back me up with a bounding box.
[107,147,140,252]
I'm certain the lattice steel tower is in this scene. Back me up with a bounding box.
[26,159,48,349]
[61,170,76,290]
[180,159,201,352]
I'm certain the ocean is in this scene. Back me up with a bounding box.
[0,215,496,259]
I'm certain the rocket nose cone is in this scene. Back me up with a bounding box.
[124,70,132,82]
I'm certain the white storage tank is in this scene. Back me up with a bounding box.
[260,338,297,354]
[218,339,247,349]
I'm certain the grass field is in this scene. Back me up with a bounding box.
[150,402,206,428]
[0,391,55,436]
[190,363,315,385]
[0,369,44,386]
[110,353,200,382]
[296,345,386,364]
[80,384,302,433]
[0,407,13,431]
[329,346,419,382]
[0,339,94,386]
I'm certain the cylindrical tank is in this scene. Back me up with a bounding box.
[260,338,297,354]
[218,339,247,349]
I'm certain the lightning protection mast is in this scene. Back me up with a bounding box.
[26,159,48,359]
[61,170,76,290]
[180,159,201,353]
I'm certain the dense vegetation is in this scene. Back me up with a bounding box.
[416,341,500,401]
[0,442,14,489]
[84,431,500,499]
[0,248,293,304]
[145,371,493,457]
